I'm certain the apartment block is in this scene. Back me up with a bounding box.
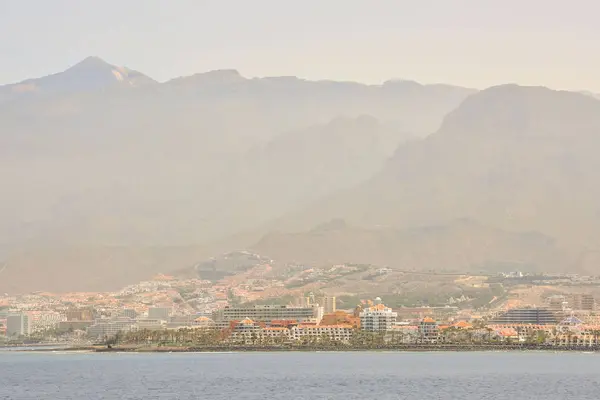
[359,304,397,332]
[7,314,31,337]
[214,305,323,328]
[319,296,336,314]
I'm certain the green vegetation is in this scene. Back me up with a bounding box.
[102,326,600,352]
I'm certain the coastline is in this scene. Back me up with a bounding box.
[16,343,600,353]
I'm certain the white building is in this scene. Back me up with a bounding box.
[214,305,323,328]
[30,312,65,333]
[359,303,397,332]
[228,318,262,344]
[136,319,167,331]
[88,318,135,339]
[290,325,353,343]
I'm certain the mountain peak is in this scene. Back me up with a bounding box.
[72,56,110,68]
[62,56,118,77]
[0,56,157,96]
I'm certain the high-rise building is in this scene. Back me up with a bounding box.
[296,292,316,308]
[148,307,172,320]
[359,303,397,332]
[571,294,595,311]
[319,296,336,314]
[7,314,31,337]
[547,295,568,312]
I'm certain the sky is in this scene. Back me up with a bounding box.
[1,0,599,91]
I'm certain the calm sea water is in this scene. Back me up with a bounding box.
[1,351,600,399]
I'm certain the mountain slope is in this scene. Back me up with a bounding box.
[276,85,600,272]
[252,219,566,273]
[0,59,472,249]
[196,116,414,233]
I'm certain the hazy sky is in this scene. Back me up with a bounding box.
[1,0,599,90]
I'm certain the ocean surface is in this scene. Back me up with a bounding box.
[1,351,599,399]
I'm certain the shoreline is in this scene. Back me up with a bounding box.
[15,344,600,353]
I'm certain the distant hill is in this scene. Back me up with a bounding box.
[0,245,217,293]
[252,219,567,273]
[274,85,600,273]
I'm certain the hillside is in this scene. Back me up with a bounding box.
[0,245,219,294]
[252,219,567,273]
[197,116,414,232]
[274,86,600,273]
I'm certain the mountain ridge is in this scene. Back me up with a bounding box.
[3,61,600,292]
[271,84,600,257]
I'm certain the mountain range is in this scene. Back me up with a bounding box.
[2,57,600,293]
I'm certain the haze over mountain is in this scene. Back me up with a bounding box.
[252,218,567,273]
[4,58,600,293]
[275,85,600,274]
[0,58,471,245]
[0,58,475,292]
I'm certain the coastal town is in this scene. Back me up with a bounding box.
[3,251,600,349]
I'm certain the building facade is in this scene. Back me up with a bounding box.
[88,318,135,339]
[214,305,323,328]
[290,325,353,343]
[122,309,137,319]
[418,318,439,343]
[359,304,397,332]
[7,314,31,337]
[490,308,559,325]
[572,294,595,311]
[319,296,336,314]
[148,307,172,320]
[136,319,167,331]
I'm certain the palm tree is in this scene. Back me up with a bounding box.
[485,327,494,344]
[591,329,600,348]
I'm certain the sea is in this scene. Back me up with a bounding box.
[1,351,599,399]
